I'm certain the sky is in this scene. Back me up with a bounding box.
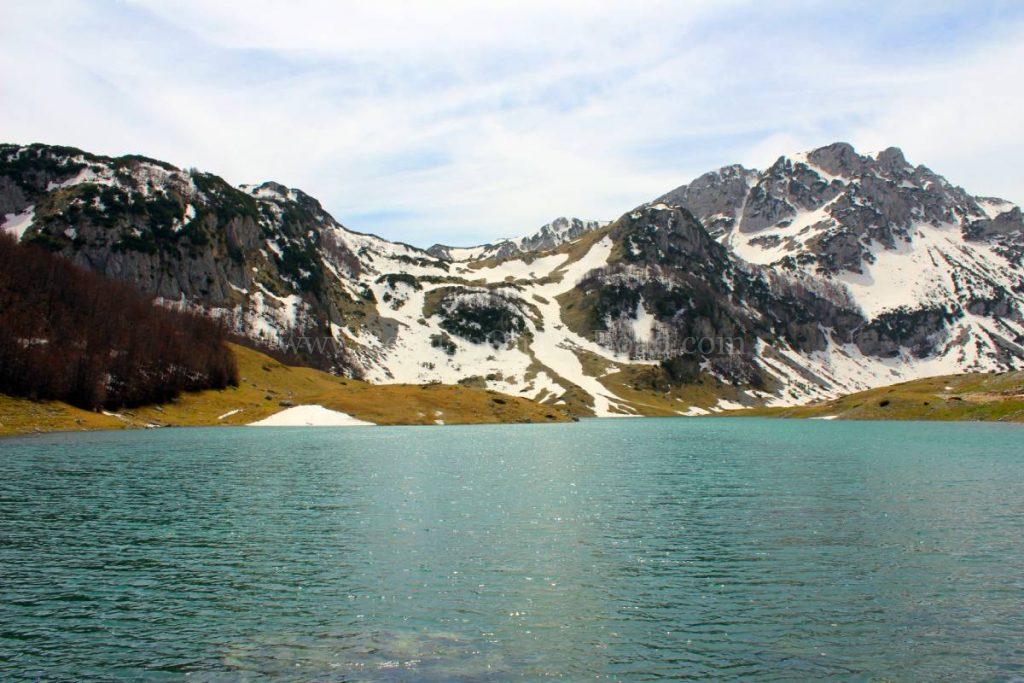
[2,1,1023,247]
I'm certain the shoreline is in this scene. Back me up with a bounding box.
[6,409,1024,442]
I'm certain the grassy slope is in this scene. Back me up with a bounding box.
[723,371,1024,422]
[0,343,570,438]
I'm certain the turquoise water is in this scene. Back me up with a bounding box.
[2,418,1024,680]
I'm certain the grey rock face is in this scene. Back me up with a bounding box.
[807,141,866,177]
[520,217,601,252]
[655,164,757,237]
[0,176,28,216]
[968,206,1024,240]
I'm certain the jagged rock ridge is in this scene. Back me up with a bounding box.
[427,216,606,262]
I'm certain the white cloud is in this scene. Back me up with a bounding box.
[849,37,1024,199]
[1,1,1022,246]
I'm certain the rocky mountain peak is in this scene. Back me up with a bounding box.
[427,216,606,262]
[618,204,728,269]
[805,141,864,177]
[875,146,910,173]
[248,180,290,197]
[654,164,758,239]
[653,141,1024,275]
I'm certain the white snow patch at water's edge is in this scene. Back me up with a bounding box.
[248,405,375,427]
[680,406,710,416]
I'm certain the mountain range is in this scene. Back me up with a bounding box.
[2,141,1022,416]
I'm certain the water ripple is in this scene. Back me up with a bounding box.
[1,419,1023,680]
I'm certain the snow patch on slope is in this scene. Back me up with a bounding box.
[630,299,657,344]
[836,221,1020,318]
[350,231,641,416]
[2,207,35,238]
[977,198,1016,219]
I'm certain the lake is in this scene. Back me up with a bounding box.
[2,418,1023,680]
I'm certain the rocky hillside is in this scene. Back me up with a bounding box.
[3,141,1022,416]
[654,142,1024,394]
[0,144,376,374]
